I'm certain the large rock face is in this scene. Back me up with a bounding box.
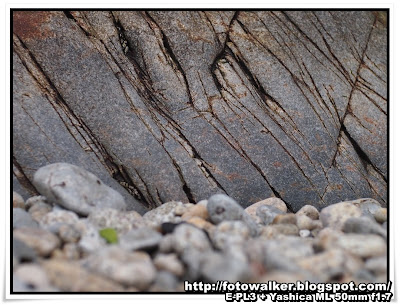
[12,11,387,212]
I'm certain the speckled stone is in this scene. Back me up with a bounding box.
[171,223,212,254]
[273,213,297,225]
[14,227,61,256]
[58,224,81,243]
[260,224,299,239]
[13,238,37,263]
[296,205,320,220]
[320,201,362,230]
[88,208,145,234]
[39,210,80,232]
[297,215,323,231]
[256,205,285,226]
[336,234,387,258]
[365,256,387,276]
[28,200,52,223]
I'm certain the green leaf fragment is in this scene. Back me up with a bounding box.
[99,228,118,244]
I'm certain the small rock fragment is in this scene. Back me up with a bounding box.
[13,208,39,229]
[296,205,320,220]
[320,201,362,230]
[153,253,185,277]
[14,227,60,256]
[13,191,25,209]
[120,227,162,251]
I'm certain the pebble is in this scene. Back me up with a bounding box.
[336,233,387,258]
[373,208,387,223]
[88,208,144,234]
[119,227,162,251]
[207,194,244,224]
[201,251,250,283]
[299,229,311,238]
[257,205,285,226]
[296,214,322,230]
[32,163,126,216]
[181,204,209,220]
[170,223,212,254]
[153,253,185,277]
[39,210,80,232]
[77,219,107,253]
[25,195,49,210]
[28,201,53,223]
[352,198,382,219]
[143,201,183,230]
[13,208,39,229]
[14,263,53,290]
[85,246,156,289]
[245,197,287,223]
[320,201,362,230]
[149,271,179,292]
[52,243,81,260]
[42,259,124,291]
[197,199,208,207]
[273,213,297,225]
[210,220,250,250]
[14,227,61,256]
[185,216,215,233]
[296,205,320,220]
[58,224,81,243]
[342,216,387,238]
[13,191,25,209]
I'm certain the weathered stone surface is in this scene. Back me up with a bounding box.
[13,11,387,212]
[13,208,39,229]
[32,163,127,215]
[320,201,362,230]
[119,227,163,251]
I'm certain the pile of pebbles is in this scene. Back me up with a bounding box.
[13,163,388,292]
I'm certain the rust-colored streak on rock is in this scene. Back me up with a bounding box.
[13,11,54,41]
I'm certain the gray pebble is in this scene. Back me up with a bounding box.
[343,216,387,238]
[299,229,311,238]
[13,208,39,229]
[58,224,81,243]
[336,234,387,258]
[33,163,126,216]
[365,256,387,276]
[207,194,243,224]
[25,195,50,210]
[150,271,179,291]
[120,227,162,251]
[171,223,212,254]
[153,253,185,277]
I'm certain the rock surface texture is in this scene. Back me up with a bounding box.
[13,11,387,213]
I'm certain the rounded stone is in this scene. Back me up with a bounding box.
[336,234,387,258]
[260,224,299,239]
[153,253,185,277]
[373,208,387,223]
[39,210,80,231]
[210,220,250,250]
[119,227,162,251]
[185,216,215,233]
[32,163,126,216]
[296,205,320,220]
[245,198,288,221]
[171,223,212,253]
[14,227,61,256]
[143,201,183,230]
[207,194,244,224]
[320,201,362,230]
[273,213,297,225]
[28,201,53,223]
[296,215,322,231]
[299,229,311,238]
[342,216,387,238]
[13,238,37,263]
[181,204,209,220]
